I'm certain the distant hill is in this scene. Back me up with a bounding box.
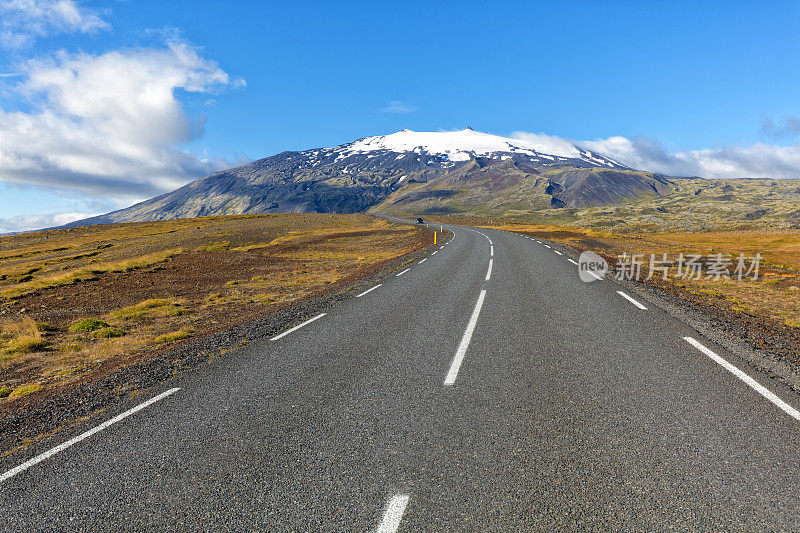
[68,128,679,226]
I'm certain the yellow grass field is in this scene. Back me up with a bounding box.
[0,214,429,403]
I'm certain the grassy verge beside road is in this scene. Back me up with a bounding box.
[0,214,429,408]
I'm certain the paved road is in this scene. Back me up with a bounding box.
[3,222,800,530]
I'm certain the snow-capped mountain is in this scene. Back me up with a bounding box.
[68,129,675,226]
[327,128,629,169]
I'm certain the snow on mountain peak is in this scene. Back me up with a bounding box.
[343,129,545,161]
[316,128,629,169]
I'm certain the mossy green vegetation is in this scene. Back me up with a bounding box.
[7,383,41,399]
[92,327,126,339]
[154,330,193,344]
[69,318,110,333]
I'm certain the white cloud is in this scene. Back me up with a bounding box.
[512,131,800,179]
[509,131,582,159]
[0,0,109,49]
[0,211,100,234]
[0,39,240,202]
[380,99,419,114]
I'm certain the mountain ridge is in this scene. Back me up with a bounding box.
[66,129,679,226]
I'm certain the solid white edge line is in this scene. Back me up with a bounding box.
[356,284,383,298]
[0,388,181,483]
[567,258,578,265]
[587,270,604,281]
[554,250,563,256]
[271,313,327,341]
[683,337,800,422]
[396,268,411,277]
[444,289,487,386]
[418,258,427,264]
[616,290,648,310]
[376,494,410,533]
[490,245,494,257]
[485,259,493,281]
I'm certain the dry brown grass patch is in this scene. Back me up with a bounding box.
[1,317,48,356]
[0,248,184,300]
[110,298,191,321]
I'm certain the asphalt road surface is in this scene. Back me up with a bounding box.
[3,222,800,531]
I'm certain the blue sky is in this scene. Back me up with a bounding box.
[1,0,800,231]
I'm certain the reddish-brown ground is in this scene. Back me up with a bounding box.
[0,214,430,409]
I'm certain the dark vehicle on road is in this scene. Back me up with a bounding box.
[416,218,424,224]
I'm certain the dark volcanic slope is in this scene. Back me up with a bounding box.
[70,129,677,226]
[375,159,675,215]
[545,167,674,208]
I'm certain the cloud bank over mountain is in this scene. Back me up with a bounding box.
[512,132,800,180]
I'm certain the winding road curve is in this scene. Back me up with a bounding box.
[3,222,800,530]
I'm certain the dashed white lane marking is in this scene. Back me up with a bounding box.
[683,337,800,422]
[356,284,383,298]
[396,268,410,277]
[475,230,493,245]
[485,259,494,281]
[544,244,551,249]
[376,494,410,533]
[271,313,327,341]
[536,240,542,243]
[567,258,578,265]
[616,291,648,310]
[444,289,487,386]
[418,258,427,264]
[431,251,438,255]
[0,388,181,483]
[554,250,563,256]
